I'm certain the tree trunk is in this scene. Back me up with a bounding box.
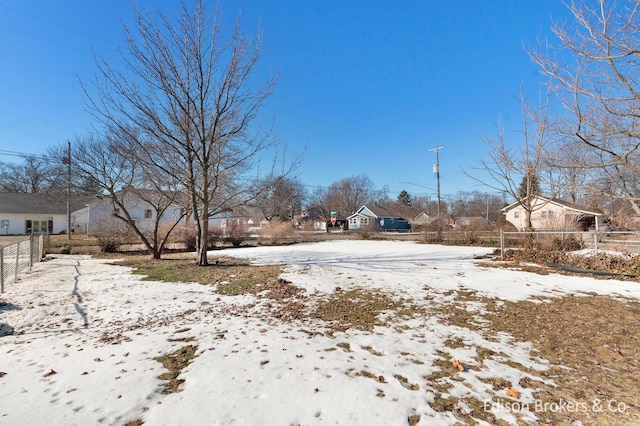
[197,227,208,266]
[196,198,209,266]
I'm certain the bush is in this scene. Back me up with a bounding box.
[550,236,583,251]
[227,222,249,247]
[174,225,225,251]
[258,220,294,245]
[174,225,197,251]
[91,218,131,253]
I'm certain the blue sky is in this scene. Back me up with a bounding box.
[0,1,573,199]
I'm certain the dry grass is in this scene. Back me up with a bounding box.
[116,252,640,424]
[154,345,199,394]
[312,288,424,334]
[432,290,640,425]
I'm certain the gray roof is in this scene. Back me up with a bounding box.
[352,204,406,219]
[0,192,91,215]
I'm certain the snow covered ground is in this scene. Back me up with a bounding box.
[1,240,639,425]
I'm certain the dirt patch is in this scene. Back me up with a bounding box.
[154,345,199,394]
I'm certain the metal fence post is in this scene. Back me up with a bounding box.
[15,240,21,283]
[29,234,34,271]
[500,229,504,259]
[1,247,4,293]
[594,232,598,255]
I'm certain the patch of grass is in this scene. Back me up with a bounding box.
[336,342,352,352]
[313,288,424,333]
[154,345,198,394]
[361,345,384,356]
[116,255,280,287]
[485,294,640,425]
[434,287,640,425]
[167,336,195,343]
[407,412,421,425]
[394,374,420,391]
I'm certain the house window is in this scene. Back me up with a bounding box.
[144,209,152,219]
[514,212,520,219]
[1,219,8,229]
[26,220,32,233]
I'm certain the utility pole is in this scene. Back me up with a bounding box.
[429,146,444,218]
[66,140,71,240]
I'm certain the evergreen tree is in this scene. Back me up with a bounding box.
[397,190,413,206]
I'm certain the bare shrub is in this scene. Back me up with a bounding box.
[227,222,250,247]
[550,236,583,252]
[421,220,450,243]
[174,225,225,251]
[354,220,380,239]
[174,225,197,251]
[91,218,131,253]
[258,220,294,245]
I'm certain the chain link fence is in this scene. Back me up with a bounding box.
[1,234,46,293]
[499,230,640,258]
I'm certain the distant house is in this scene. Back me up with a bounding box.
[411,212,435,227]
[72,190,187,235]
[347,204,410,231]
[453,216,490,228]
[0,192,88,235]
[220,205,268,232]
[501,195,603,231]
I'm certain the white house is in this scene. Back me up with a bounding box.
[0,192,88,235]
[501,195,603,231]
[72,191,187,235]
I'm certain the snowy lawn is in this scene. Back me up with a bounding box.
[1,240,639,425]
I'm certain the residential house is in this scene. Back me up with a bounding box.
[501,195,603,231]
[347,204,410,231]
[453,216,490,228]
[411,212,435,227]
[72,190,187,235]
[208,205,268,235]
[0,192,88,235]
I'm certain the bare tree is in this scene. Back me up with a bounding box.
[72,132,187,259]
[531,0,640,215]
[0,156,66,194]
[255,176,306,222]
[467,87,554,233]
[322,175,382,217]
[82,1,279,265]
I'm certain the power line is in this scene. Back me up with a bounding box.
[0,149,49,160]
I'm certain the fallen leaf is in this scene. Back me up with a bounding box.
[506,387,520,399]
[452,360,465,372]
[43,369,57,377]
[259,328,267,333]
[0,371,6,377]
